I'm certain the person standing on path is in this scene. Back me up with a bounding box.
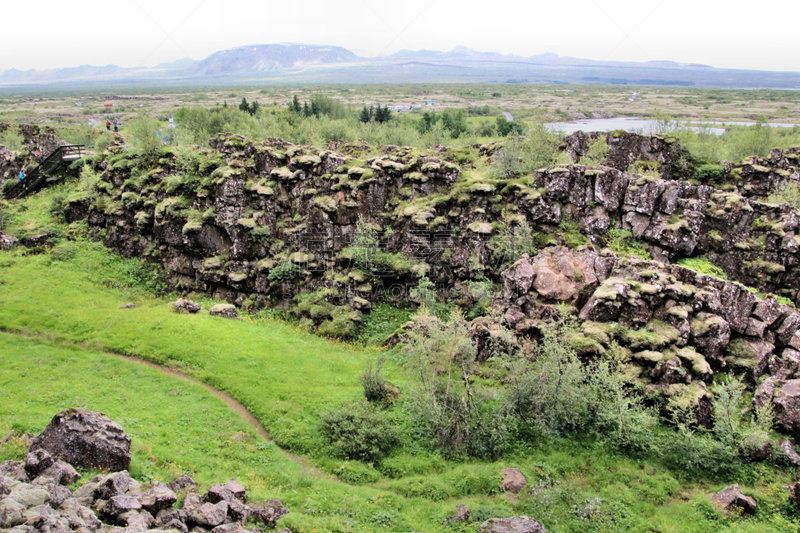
[18,169,26,189]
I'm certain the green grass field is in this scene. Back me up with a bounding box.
[1,187,798,531]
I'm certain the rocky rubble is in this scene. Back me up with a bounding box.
[0,410,289,532]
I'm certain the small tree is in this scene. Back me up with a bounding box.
[374,106,392,124]
[351,216,381,271]
[401,309,480,456]
[496,115,524,137]
[239,97,250,113]
[127,115,162,154]
[302,102,311,117]
[359,106,372,124]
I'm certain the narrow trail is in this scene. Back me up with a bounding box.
[1,327,337,483]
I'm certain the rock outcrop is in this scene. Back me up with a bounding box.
[494,247,800,424]
[30,409,131,472]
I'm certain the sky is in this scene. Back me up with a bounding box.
[1,0,798,72]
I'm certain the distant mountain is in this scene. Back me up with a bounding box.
[0,43,799,89]
[192,43,357,77]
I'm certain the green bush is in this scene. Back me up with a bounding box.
[491,219,539,269]
[676,257,728,279]
[127,115,162,154]
[604,227,650,259]
[0,124,24,152]
[766,181,800,209]
[267,260,304,283]
[693,163,727,184]
[319,401,399,463]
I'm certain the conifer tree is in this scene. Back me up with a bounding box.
[359,106,372,123]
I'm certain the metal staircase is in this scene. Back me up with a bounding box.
[4,145,84,199]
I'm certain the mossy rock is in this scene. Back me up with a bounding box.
[134,211,152,228]
[468,182,496,194]
[237,218,256,229]
[420,162,441,173]
[291,154,322,168]
[581,321,614,345]
[690,313,727,337]
[405,171,428,183]
[290,252,313,264]
[182,219,203,235]
[104,201,125,216]
[632,350,664,363]
[349,270,368,282]
[313,195,338,213]
[666,305,690,320]
[621,320,680,351]
[675,347,711,377]
[347,166,367,177]
[468,221,494,235]
[203,256,224,270]
[568,333,605,356]
[270,167,296,180]
[228,271,248,283]
[594,277,626,301]
[256,258,275,272]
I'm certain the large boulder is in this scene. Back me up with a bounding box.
[0,233,19,251]
[138,482,177,514]
[29,409,131,471]
[708,484,757,515]
[501,467,527,495]
[209,303,238,319]
[171,298,202,314]
[480,516,547,533]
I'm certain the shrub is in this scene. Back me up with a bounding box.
[267,260,304,283]
[765,181,800,209]
[127,115,162,154]
[604,227,650,259]
[361,356,394,405]
[581,136,609,165]
[711,375,773,459]
[507,320,594,438]
[0,124,24,152]
[676,257,728,279]
[693,163,727,184]
[319,401,399,463]
[490,219,538,269]
[409,276,436,307]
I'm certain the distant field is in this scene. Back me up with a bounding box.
[2,83,800,132]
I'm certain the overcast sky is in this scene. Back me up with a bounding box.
[1,0,798,72]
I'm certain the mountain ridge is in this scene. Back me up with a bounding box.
[1,42,798,89]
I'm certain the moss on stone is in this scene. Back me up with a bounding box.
[468,221,494,235]
[313,195,338,213]
[675,347,711,377]
[228,271,248,282]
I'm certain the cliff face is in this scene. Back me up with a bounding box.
[60,131,800,436]
[66,133,800,306]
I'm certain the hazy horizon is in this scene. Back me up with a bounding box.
[1,0,798,73]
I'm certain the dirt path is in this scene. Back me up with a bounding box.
[110,352,335,481]
[2,327,336,482]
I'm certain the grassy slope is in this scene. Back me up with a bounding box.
[0,187,797,532]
